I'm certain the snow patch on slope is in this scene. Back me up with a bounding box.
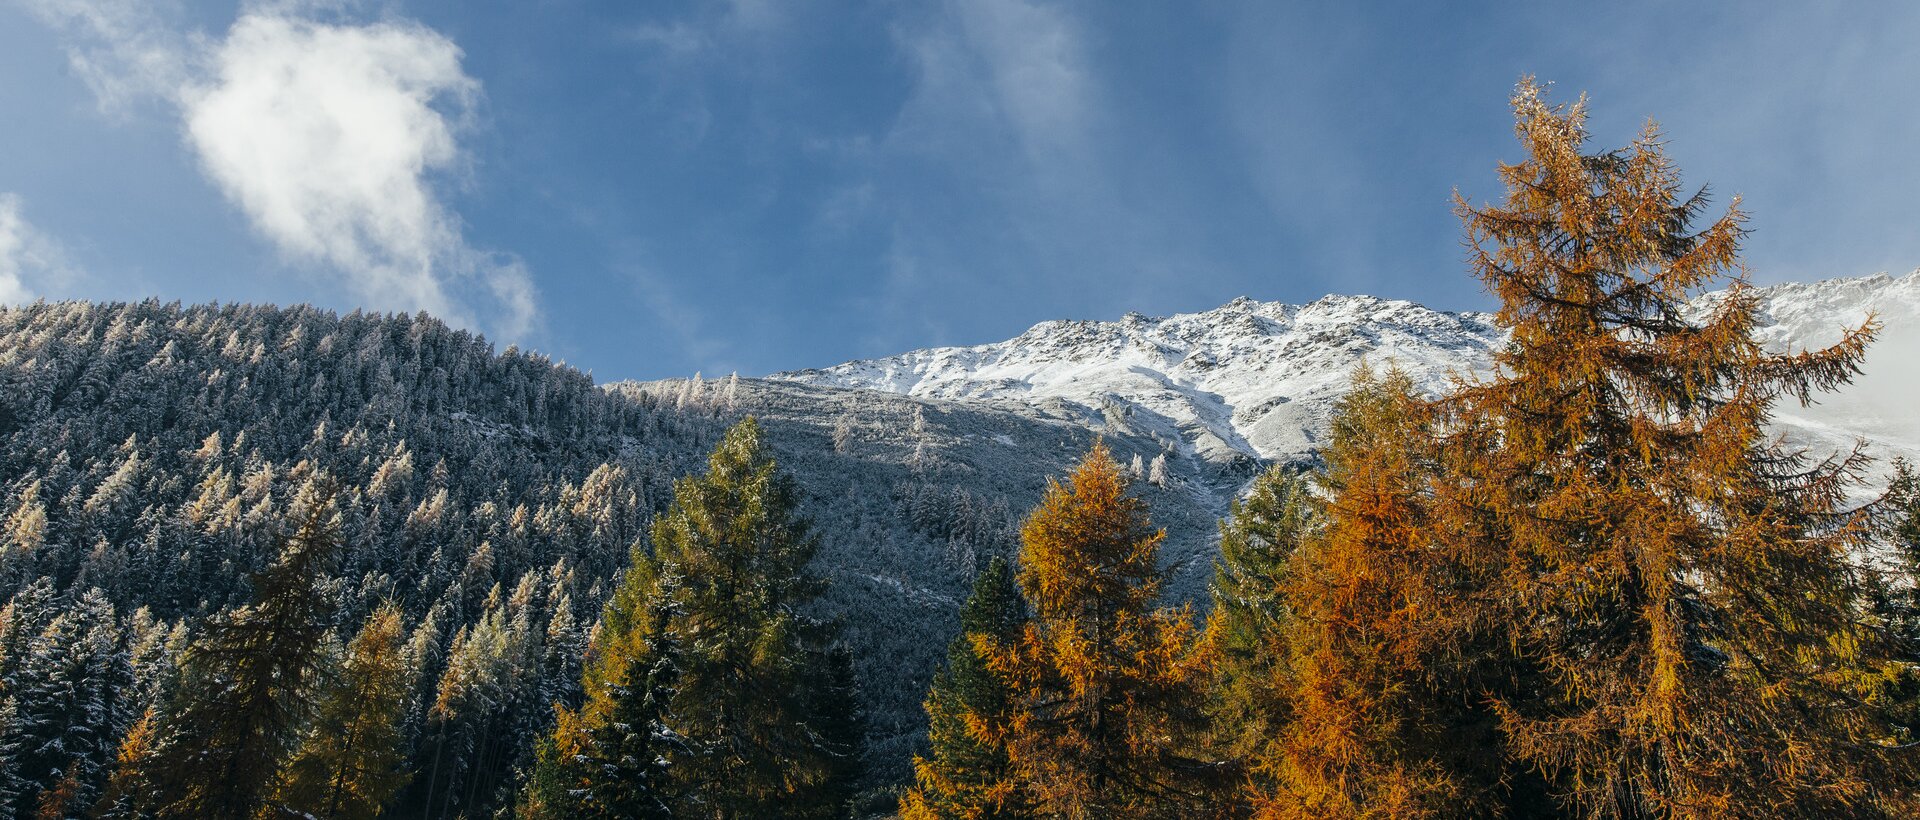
[1736,271,1920,473]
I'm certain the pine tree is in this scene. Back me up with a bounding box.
[143,483,341,820]
[977,442,1220,819]
[1435,78,1918,816]
[900,556,1030,820]
[272,603,412,820]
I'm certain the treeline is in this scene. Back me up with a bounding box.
[897,82,1920,818]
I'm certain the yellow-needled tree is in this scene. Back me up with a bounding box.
[977,442,1224,819]
[272,603,413,820]
[1250,368,1511,819]
[1436,78,1918,817]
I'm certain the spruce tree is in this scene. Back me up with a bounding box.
[272,602,413,820]
[144,483,341,820]
[1436,79,1918,816]
[0,588,131,818]
[900,556,1030,820]
[656,417,860,817]
[977,442,1220,819]
[522,548,683,820]
[525,417,859,818]
[1204,466,1315,767]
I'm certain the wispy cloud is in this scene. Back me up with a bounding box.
[18,0,189,115]
[889,0,1094,178]
[866,0,1198,339]
[948,0,1091,167]
[17,0,539,340]
[0,194,79,304]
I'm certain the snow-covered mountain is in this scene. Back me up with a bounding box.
[1730,271,1920,476]
[776,271,1920,479]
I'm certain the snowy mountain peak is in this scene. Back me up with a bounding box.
[774,292,1503,469]
[775,270,1920,481]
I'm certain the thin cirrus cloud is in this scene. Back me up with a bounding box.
[19,1,538,341]
[870,1,1186,333]
[0,193,78,304]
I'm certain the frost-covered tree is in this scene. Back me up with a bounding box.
[1146,452,1169,487]
[0,587,130,817]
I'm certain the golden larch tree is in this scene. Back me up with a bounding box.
[977,442,1222,819]
[1437,78,1917,817]
[1253,368,1511,819]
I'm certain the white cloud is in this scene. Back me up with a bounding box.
[19,1,539,340]
[0,194,77,304]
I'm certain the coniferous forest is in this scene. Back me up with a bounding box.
[2,82,1919,819]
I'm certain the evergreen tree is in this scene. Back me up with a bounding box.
[143,483,341,819]
[1883,462,1920,644]
[0,587,131,818]
[526,417,860,818]
[900,556,1030,820]
[1869,459,1920,814]
[977,443,1220,819]
[417,583,537,818]
[1204,466,1315,768]
[522,548,684,819]
[272,602,413,820]
[1436,79,1918,816]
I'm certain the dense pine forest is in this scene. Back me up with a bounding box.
[2,83,1919,818]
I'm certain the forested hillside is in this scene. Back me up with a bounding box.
[0,301,715,816]
[0,300,1223,815]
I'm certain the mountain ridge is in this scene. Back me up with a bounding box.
[774,270,1920,479]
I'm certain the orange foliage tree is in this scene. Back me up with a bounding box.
[977,442,1224,819]
[1433,78,1918,817]
[1249,368,1513,819]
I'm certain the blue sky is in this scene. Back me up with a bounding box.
[2,1,1917,380]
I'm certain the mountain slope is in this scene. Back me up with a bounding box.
[776,270,1920,477]
[0,301,1228,803]
[1715,272,1920,472]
